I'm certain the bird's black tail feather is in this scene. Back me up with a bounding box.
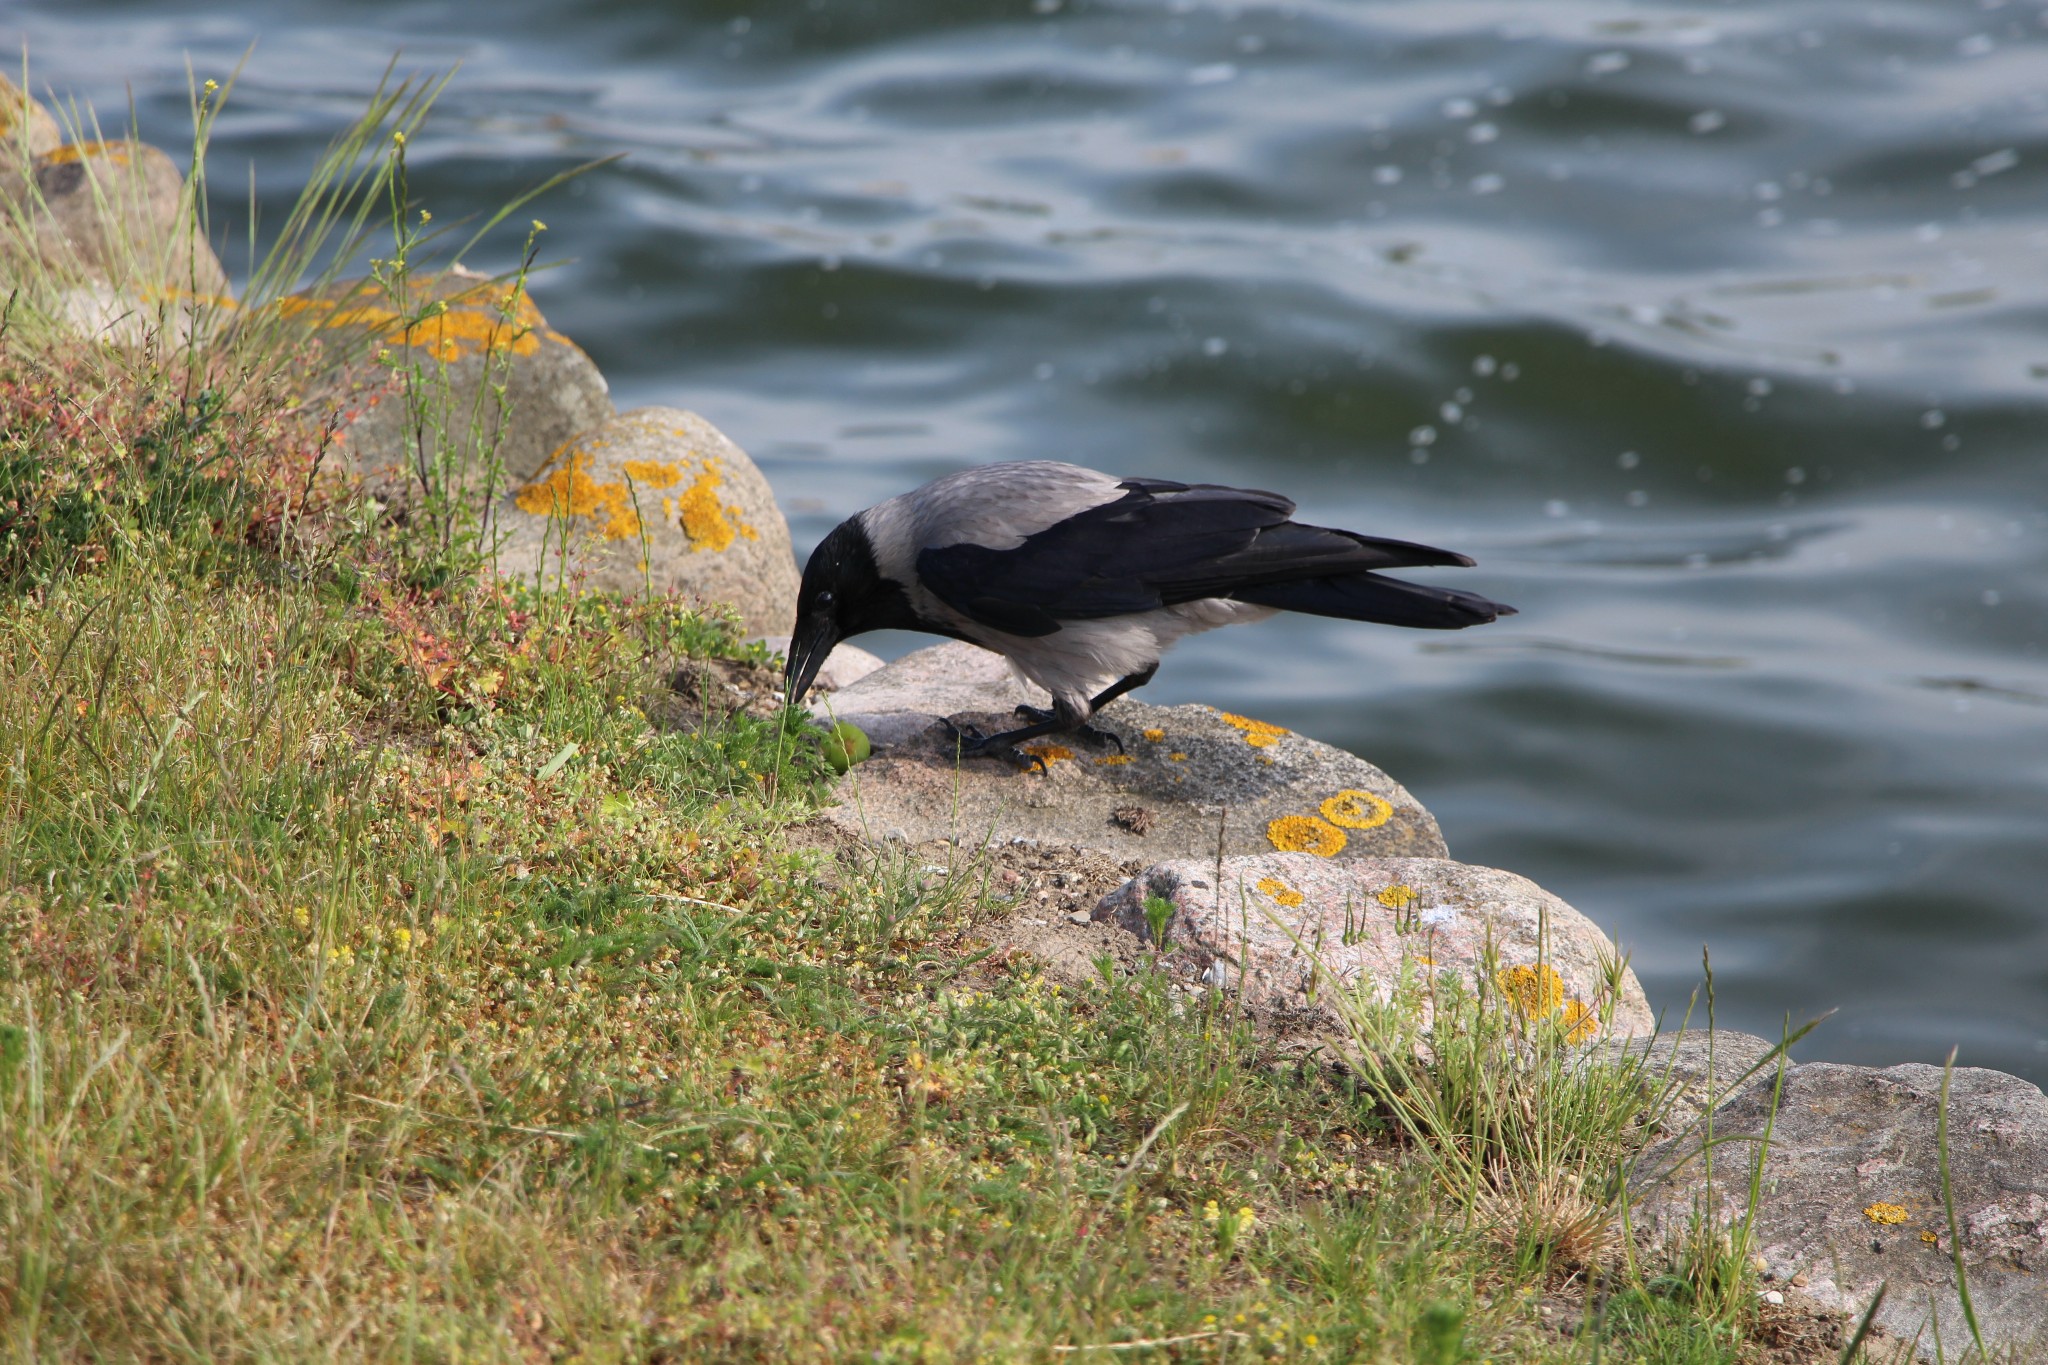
[1233,572,1514,629]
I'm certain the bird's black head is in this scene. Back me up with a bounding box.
[784,515,916,702]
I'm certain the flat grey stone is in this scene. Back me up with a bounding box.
[818,644,1448,862]
[1594,1029,1792,1137]
[1094,853,1653,1039]
[1632,1061,2048,1360]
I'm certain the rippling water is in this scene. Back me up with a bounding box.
[15,0,2046,1079]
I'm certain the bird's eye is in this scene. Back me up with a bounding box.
[816,590,836,608]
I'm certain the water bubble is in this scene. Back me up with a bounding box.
[1470,173,1505,195]
[1373,164,1403,185]
[1785,466,1807,485]
[1473,354,1498,377]
[1943,433,1962,451]
[728,15,752,32]
[1982,589,2002,606]
[1442,96,1479,119]
[1468,122,1500,144]
[1440,401,1464,423]
[1757,208,1783,228]
[1409,424,1438,446]
[1544,499,1570,518]
[1203,336,1229,357]
[1454,386,1474,404]
[1409,448,1431,464]
[1748,377,1772,397]
[1618,450,1641,469]
[1921,408,1947,428]
[1754,181,1782,202]
[1916,222,1944,242]
[1488,86,1514,106]
[1626,489,1650,507]
[1500,362,1521,381]
[1586,50,1631,76]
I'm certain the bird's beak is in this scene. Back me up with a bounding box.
[783,621,837,706]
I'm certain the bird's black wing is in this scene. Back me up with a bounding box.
[916,479,1476,635]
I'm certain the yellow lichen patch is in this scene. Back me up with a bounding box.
[673,459,756,552]
[1376,884,1417,910]
[1218,711,1288,748]
[1322,788,1393,830]
[1560,998,1599,1045]
[1496,963,1567,1018]
[513,452,644,542]
[618,459,683,491]
[1142,728,1166,743]
[1255,877,1305,908]
[274,280,550,362]
[1092,754,1133,766]
[1169,752,1188,762]
[1920,1229,1939,1245]
[42,140,132,166]
[1022,742,1074,766]
[1863,1203,1910,1226]
[1267,814,1346,858]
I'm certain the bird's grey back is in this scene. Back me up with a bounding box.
[859,462,1127,579]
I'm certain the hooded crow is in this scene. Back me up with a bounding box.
[785,461,1514,766]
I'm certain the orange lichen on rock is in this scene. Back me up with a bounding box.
[1266,814,1346,858]
[41,140,133,166]
[1322,788,1393,830]
[1559,998,1599,1045]
[515,451,644,542]
[673,458,758,552]
[1142,728,1166,742]
[274,280,566,363]
[1255,876,1305,908]
[1496,963,1567,1017]
[1022,742,1074,766]
[1376,884,1417,910]
[1863,1202,1910,1226]
[1093,754,1133,766]
[1218,711,1288,748]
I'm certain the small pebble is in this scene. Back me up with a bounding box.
[1066,910,1092,926]
[1760,1290,1785,1306]
[1790,1273,1809,1288]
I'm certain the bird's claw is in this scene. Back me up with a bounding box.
[940,717,1049,773]
[1011,704,1124,753]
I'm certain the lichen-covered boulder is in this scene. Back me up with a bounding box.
[0,74,62,161]
[492,406,800,635]
[815,641,1448,861]
[1093,853,1652,1038]
[278,267,612,504]
[1632,1061,2048,1361]
[0,139,232,344]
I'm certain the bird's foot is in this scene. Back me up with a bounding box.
[1011,704,1125,753]
[939,717,1050,773]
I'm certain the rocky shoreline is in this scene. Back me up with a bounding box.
[7,72,2042,1360]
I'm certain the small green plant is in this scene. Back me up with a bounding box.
[1142,892,1174,948]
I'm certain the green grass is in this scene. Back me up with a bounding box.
[0,67,1919,1364]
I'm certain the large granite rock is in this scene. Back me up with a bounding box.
[492,406,800,634]
[816,642,1448,862]
[0,75,62,162]
[1633,1061,2048,1360]
[1093,853,1652,1039]
[279,267,613,506]
[0,139,232,345]
[1597,1029,1791,1137]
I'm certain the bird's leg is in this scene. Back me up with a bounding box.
[1010,665,1158,754]
[939,714,1053,773]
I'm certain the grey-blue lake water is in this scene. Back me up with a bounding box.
[14,0,2045,1081]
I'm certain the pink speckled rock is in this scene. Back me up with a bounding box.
[1094,853,1653,1040]
[1631,1061,2048,1361]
